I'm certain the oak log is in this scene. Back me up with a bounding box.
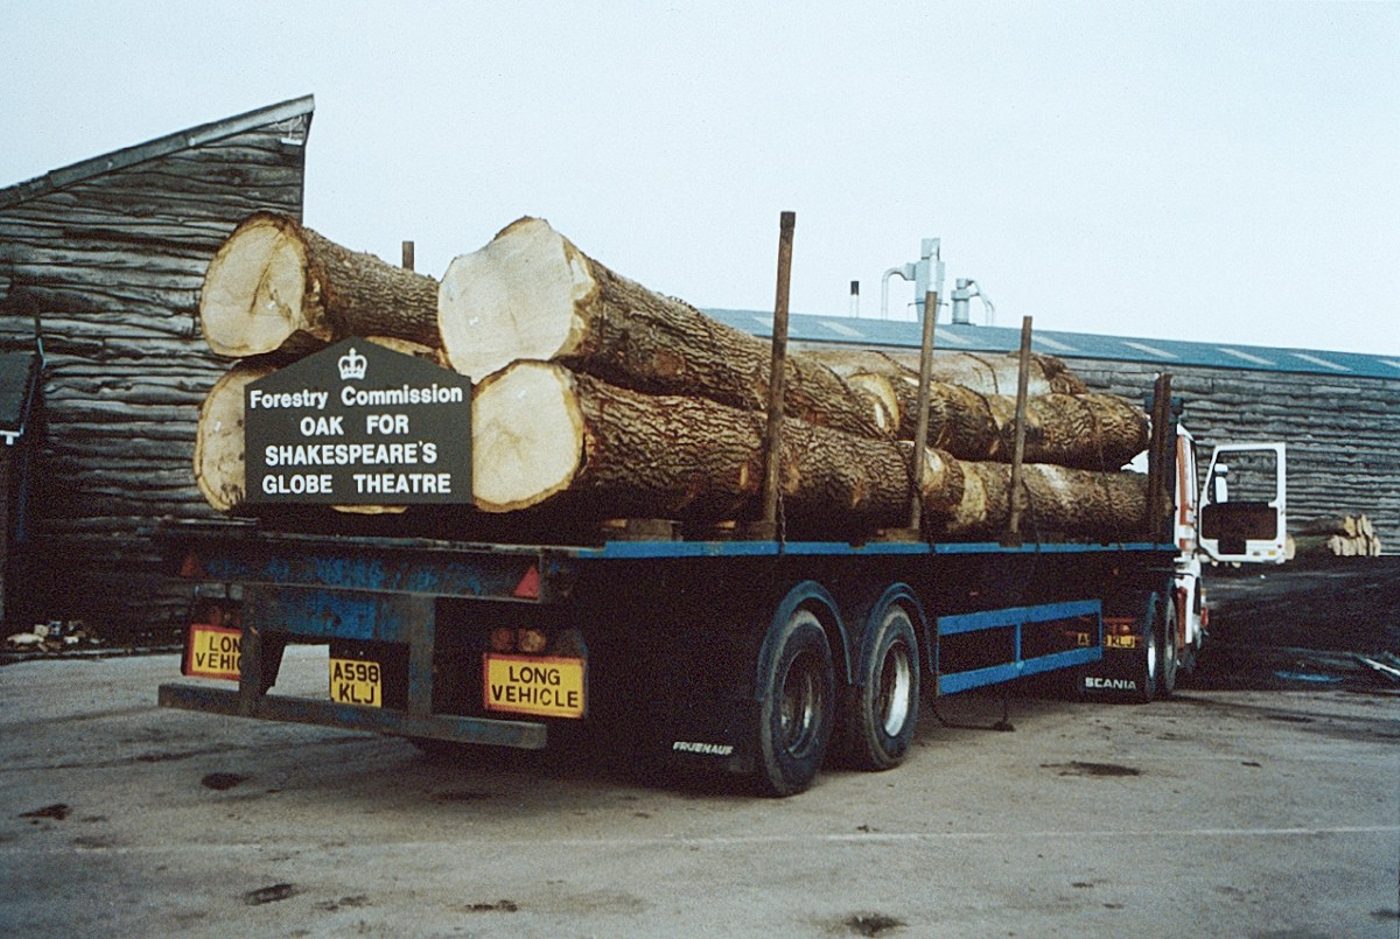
[805,347,1089,396]
[193,362,273,512]
[470,361,958,526]
[986,392,1150,470]
[471,361,1149,540]
[437,218,893,438]
[945,460,1152,540]
[200,213,441,357]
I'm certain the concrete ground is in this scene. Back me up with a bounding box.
[1,643,1397,938]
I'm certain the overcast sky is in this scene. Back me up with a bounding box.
[4,1,1398,355]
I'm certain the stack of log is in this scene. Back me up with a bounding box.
[192,213,1160,542]
[1289,514,1384,559]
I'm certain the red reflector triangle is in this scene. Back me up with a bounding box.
[179,552,204,579]
[513,564,540,599]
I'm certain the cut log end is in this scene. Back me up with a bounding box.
[471,361,584,512]
[200,214,313,357]
[846,373,900,434]
[439,218,596,381]
[193,364,273,512]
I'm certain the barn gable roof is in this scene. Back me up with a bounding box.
[0,94,315,210]
[705,308,1400,381]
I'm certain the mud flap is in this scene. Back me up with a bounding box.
[624,626,759,777]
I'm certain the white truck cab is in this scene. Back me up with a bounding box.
[1108,428,1286,695]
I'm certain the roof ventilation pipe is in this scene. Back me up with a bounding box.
[950,278,995,326]
[849,280,861,318]
[880,264,914,320]
[879,237,944,321]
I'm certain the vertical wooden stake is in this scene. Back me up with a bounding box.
[908,289,939,531]
[758,211,797,539]
[401,240,415,271]
[1003,316,1034,546]
[1146,373,1174,542]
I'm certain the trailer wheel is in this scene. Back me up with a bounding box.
[757,608,835,796]
[846,604,920,771]
[1133,593,1160,704]
[1157,595,1179,698]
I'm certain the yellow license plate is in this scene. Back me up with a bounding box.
[183,624,242,680]
[1105,634,1140,650]
[483,654,586,719]
[329,658,382,707]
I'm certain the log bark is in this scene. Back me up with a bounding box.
[986,393,1150,470]
[1292,533,1338,557]
[438,217,893,438]
[1297,515,1359,537]
[200,212,441,357]
[471,361,1150,540]
[855,370,1000,458]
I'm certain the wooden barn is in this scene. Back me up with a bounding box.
[0,96,313,637]
[707,308,1400,554]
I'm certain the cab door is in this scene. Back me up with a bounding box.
[1198,443,1287,564]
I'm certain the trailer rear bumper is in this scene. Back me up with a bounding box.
[158,683,548,749]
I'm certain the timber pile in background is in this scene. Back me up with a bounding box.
[192,212,1159,543]
[1289,514,1384,559]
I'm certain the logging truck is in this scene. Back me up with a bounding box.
[157,330,1285,795]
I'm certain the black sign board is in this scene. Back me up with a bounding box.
[244,339,472,505]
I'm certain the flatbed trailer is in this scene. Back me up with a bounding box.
[159,520,1178,794]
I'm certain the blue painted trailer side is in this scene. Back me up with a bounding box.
[935,599,1103,695]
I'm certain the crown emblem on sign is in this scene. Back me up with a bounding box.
[338,346,368,381]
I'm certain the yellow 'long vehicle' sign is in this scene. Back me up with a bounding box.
[483,655,586,719]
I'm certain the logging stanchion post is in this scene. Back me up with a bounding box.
[402,240,415,271]
[906,289,939,533]
[751,211,796,542]
[1146,373,1173,542]
[1002,316,1035,547]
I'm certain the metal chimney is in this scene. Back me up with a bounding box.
[912,238,944,321]
[951,278,995,326]
[880,236,944,320]
[849,281,860,318]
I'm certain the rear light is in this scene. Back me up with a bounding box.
[1104,617,1136,637]
[487,627,552,654]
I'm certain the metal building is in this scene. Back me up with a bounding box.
[0,96,313,636]
[706,308,1400,553]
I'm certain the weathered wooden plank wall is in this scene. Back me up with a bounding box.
[1073,361,1400,553]
[0,103,311,637]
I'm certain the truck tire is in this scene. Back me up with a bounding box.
[757,608,836,796]
[1133,592,1160,704]
[846,603,920,771]
[1157,595,1179,698]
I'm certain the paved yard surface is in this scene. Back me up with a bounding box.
[1,640,1396,938]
